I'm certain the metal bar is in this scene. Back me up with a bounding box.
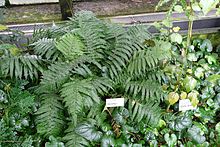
[1,10,220,35]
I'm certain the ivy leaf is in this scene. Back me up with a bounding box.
[200,39,213,52]
[174,5,184,13]
[75,121,103,142]
[0,24,7,31]
[188,90,199,107]
[166,92,179,105]
[164,133,177,147]
[194,67,204,79]
[169,113,192,131]
[45,136,65,147]
[205,55,217,64]
[170,33,182,44]
[199,0,219,15]
[206,74,220,84]
[187,53,198,61]
[101,136,115,147]
[183,76,197,93]
[192,2,202,11]
[187,125,206,144]
[194,108,215,123]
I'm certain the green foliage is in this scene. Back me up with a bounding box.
[32,38,62,61]
[60,79,100,125]
[0,81,37,147]
[1,10,219,146]
[32,11,168,146]
[35,92,65,138]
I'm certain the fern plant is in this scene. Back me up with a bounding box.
[32,11,172,146]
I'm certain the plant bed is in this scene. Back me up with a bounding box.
[0,10,220,146]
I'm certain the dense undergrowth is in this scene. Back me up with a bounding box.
[0,11,220,146]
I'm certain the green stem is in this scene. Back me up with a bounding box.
[166,104,171,112]
[187,19,193,48]
[186,2,194,49]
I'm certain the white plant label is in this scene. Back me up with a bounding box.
[106,98,124,107]
[179,99,196,111]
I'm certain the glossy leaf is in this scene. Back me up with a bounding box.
[183,76,197,93]
[169,113,192,131]
[164,133,177,147]
[167,92,179,105]
[76,121,103,142]
[187,125,206,144]
[170,33,182,44]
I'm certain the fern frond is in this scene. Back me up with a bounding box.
[91,77,113,96]
[56,33,85,61]
[105,25,150,79]
[32,27,66,42]
[124,79,164,102]
[32,38,62,61]
[128,100,161,126]
[60,79,100,125]
[35,92,65,138]
[39,62,72,92]
[0,55,43,80]
[128,40,171,75]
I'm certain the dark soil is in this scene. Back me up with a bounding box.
[1,0,169,24]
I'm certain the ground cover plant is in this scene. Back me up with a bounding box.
[0,7,220,147]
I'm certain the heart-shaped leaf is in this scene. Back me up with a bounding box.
[200,0,219,15]
[101,136,115,147]
[167,92,179,105]
[183,76,197,93]
[194,67,204,79]
[164,133,177,147]
[180,91,187,99]
[187,53,198,61]
[169,113,192,131]
[200,39,213,52]
[187,125,206,144]
[188,90,199,107]
[45,136,65,147]
[76,121,103,142]
[170,33,182,44]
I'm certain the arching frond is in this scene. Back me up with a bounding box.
[128,100,161,126]
[124,79,164,102]
[38,62,72,92]
[91,77,113,96]
[128,40,171,76]
[0,55,43,80]
[56,33,85,61]
[32,38,62,61]
[60,79,100,125]
[35,92,65,138]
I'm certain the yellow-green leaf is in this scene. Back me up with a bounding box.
[0,24,8,31]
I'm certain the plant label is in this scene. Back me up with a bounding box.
[179,99,196,111]
[106,98,124,107]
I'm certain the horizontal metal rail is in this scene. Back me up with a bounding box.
[1,10,220,36]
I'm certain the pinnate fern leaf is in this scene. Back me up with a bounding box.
[32,38,61,61]
[0,55,43,80]
[35,93,65,138]
[60,79,100,125]
[128,100,161,126]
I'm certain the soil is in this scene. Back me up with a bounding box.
[1,0,169,24]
